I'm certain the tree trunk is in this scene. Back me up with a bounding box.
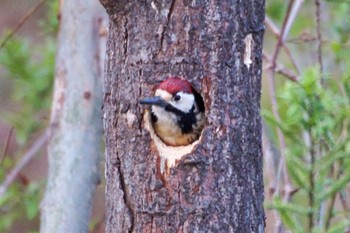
[102,1,265,232]
[40,1,107,232]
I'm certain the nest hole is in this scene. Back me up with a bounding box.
[143,110,204,174]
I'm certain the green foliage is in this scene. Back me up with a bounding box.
[264,1,350,230]
[264,68,350,232]
[0,2,58,144]
[0,1,58,144]
[266,1,285,22]
[39,0,59,35]
[0,158,42,232]
[0,1,58,232]
[24,183,41,220]
[0,37,55,143]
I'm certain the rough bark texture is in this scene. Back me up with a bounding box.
[102,0,265,232]
[40,1,107,232]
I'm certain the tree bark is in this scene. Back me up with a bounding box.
[40,1,107,232]
[102,0,265,232]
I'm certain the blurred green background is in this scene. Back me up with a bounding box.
[0,1,104,232]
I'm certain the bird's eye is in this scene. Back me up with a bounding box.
[174,95,181,102]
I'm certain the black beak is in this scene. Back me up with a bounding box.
[139,96,167,108]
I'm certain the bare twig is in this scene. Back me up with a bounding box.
[324,160,341,230]
[309,136,316,231]
[270,0,293,72]
[315,0,324,82]
[283,0,304,42]
[264,16,279,36]
[0,0,46,51]
[265,16,301,75]
[339,191,350,220]
[265,1,304,232]
[1,127,14,165]
[270,0,304,67]
[262,124,284,233]
[0,129,49,199]
[263,52,299,82]
[262,123,278,195]
[269,0,294,194]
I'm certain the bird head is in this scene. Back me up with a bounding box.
[139,77,200,114]
[139,77,205,146]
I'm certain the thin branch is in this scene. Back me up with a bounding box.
[1,127,14,165]
[0,0,46,51]
[271,0,304,68]
[0,129,49,199]
[265,16,301,75]
[283,0,304,42]
[308,136,316,231]
[267,63,287,233]
[269,0,294,194]
[262,123,278,195]
[287,36,323,44]
[324,195,336,230]
[315,0,324,82]
[263,52,299,82]
[324,159,341,230]
[262,124,285,233]
[339,191,350,220]
[266,1,304,232]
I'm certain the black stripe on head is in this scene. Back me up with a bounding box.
[164,103,197,134]
[164,103,185,116]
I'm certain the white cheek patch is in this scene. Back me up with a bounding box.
[154,90,194,113]
[170,92,194,113]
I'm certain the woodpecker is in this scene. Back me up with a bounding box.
[140,77,205,146]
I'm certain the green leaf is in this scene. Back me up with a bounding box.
[328,220,350,233]
[268,197,306,232]
[317,171,350,202]
[286,150,310,190]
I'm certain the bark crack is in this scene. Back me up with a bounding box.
[116,156,135,233]
[155,0,176,58]
[123,17,129,60]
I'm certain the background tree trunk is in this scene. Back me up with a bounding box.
[40,1,107,232]
[102,0,265,232]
